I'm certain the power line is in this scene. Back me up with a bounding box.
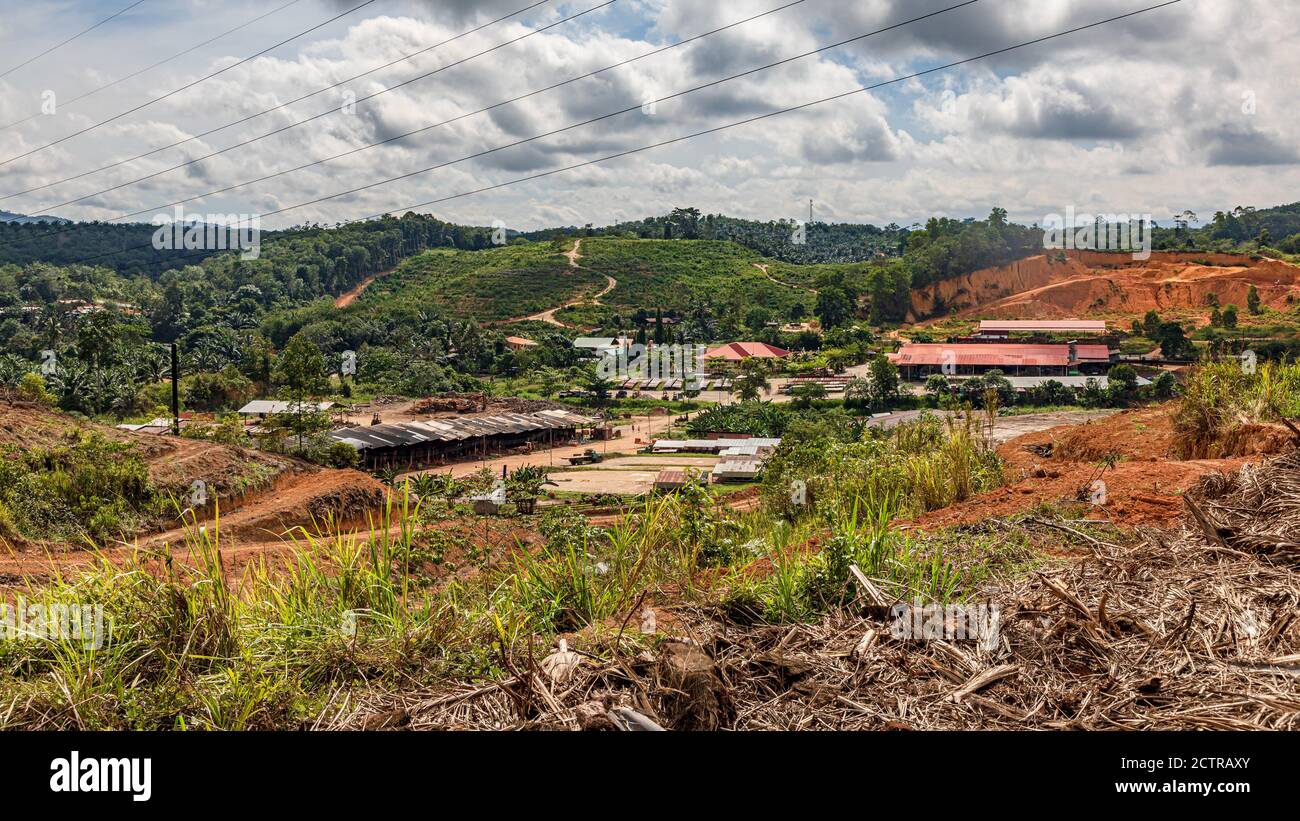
[148,0,989,224]
[0,0,149,80]
[19,0,620,217]
[0,0,382,169]
[30,0,803,222]
[368,1,1184,224]
[0,0,305,133]
[29,0,1184,272]
[0,0,553,200]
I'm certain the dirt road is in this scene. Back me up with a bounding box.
[753,262,816,294]
[502,240,618,328]
[400,409,686,480]
[334,268,395,308]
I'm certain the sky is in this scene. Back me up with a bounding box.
[0,0,1296,232]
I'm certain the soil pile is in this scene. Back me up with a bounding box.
[909,405,1295,529]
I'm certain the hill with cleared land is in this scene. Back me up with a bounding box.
[578,238,804,311]
[908,250,1300,322]
[354,244,603,322]
[352,237,834,323]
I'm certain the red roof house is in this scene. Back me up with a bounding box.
[704,342,791,361]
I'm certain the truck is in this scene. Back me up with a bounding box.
[566,449,603,466]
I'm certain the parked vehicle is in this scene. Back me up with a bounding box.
[566,449,603,465]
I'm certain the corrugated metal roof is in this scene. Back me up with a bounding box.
[328,409,595,451]
[712,458,764,479]
[238,400,335,415]
[889,343,1111,368]
[652,438,781,453]
[718,444,762,456]
[654,469,690,487]
[980,320,1108,332]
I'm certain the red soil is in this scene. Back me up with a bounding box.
[907,406,1295,530]
[908,251,1300,323]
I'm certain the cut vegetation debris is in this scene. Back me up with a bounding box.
[331,451,1300,730]
[2,387,1298,731]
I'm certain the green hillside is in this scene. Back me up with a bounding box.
[355,243,603,321]
[579,238,799,312]
[352,237,826,322]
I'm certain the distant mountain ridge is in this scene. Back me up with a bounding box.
[0,210,69,224]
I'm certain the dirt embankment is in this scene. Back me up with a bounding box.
[0,401,388,558]
[139,469,387,549]
[0,400,304,498]
[907,251,1300,322]
[908,405,1296,530]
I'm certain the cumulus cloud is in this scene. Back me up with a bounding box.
[1202,125,1299,167]
[0,0,1295,231]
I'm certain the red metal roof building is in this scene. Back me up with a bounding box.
[979,320,1108,334]
[704,342,791,361]
[889,342,1113,378]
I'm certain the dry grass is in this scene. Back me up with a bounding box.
[327,452,1300,731]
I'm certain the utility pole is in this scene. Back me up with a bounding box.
[809,199,813,225]
[170,342,180,436]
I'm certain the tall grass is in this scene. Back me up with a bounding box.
[726,491,968,625]
[1173,359,1300,458]
[764,410,1003,519]
[0,495,488,730]
[506,486,745,634]
[1,411,1021,729]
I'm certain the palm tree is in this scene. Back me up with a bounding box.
[128,344,170,384]
[733,358,770,401]
[537,367,563,399]
[48,359,90,413]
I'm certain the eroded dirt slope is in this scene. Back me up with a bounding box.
[908,405,1296,530]
[0,401,387,557]
[908,251,1300,322]
[0,400,305,497]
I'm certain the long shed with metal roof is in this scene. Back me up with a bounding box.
[328,409,596,470]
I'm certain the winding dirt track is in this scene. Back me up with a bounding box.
[752,262,816,294]
[500,240,616,328]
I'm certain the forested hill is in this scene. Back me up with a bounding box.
[1167,202,1300,253]
[0,220,226,271]
[603,212,906,264]
[516,207,1048,276]
[0,213,500,278]
[519,209,906,264]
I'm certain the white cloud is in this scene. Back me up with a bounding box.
[0,0,1295,232]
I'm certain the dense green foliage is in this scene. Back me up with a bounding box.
[0,431,161,544]
[1153,202,1300,254]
